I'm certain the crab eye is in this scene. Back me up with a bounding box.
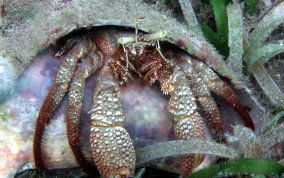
[160,30,168,38]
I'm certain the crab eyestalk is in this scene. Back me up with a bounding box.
[118,36,136,45]
[143,30,168,41]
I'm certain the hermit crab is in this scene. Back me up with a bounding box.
[33,24,255,177]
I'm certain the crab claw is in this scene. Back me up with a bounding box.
[90,65,136,177]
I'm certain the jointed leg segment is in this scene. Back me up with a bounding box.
[179,59,226,143]
[190,59,255,131]
[190,76,225,142]
[67,45,103,175]
[160,68,206,177]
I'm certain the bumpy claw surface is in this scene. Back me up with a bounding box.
[90,65,136,177]
[161,68,206,177]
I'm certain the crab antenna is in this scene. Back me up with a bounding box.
[156,41,169,62]
[156,37,173,65]
[124,45,129,72]
[135,20,139,43]
[121,43,130,82]
[135,18,144,43]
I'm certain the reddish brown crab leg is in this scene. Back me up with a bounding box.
[191,59,255,131]
[33,39,90,170]
[160,68,206,177]
[179,58,226,143]
[67,45,102,175]
[190,75,226,143]
[90,65,136,177]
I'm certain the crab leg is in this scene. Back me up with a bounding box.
[67,45,102,175]
[179,61,226,143]
[191,59,255,131]
[190,75,226,143]
[90,65,136,177]
[160,68,206,177]
[33,39,90,170]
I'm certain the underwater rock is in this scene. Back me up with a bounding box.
[0,56,17,103]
